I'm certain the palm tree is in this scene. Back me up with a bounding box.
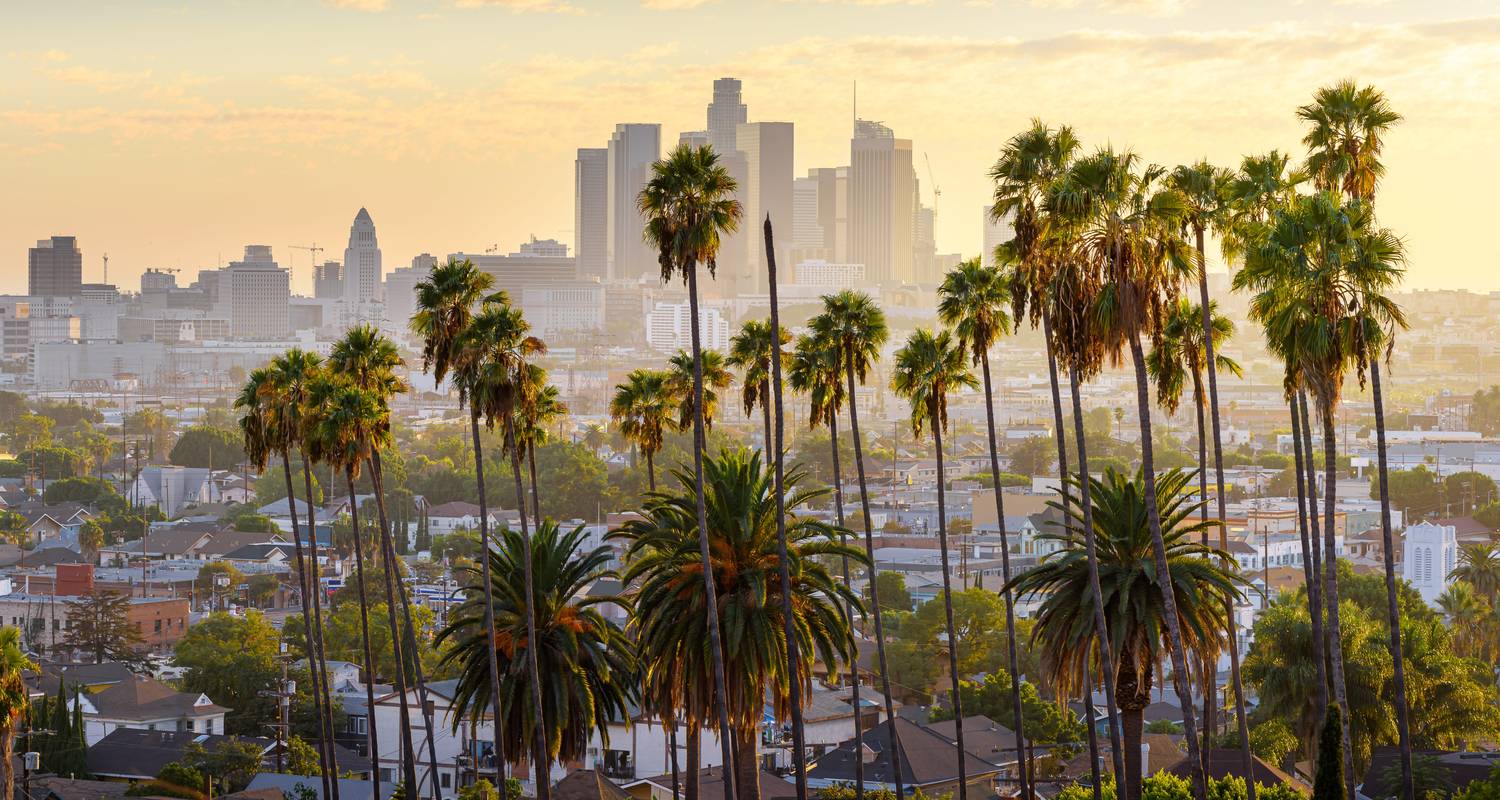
[437,521,636,774]
[329,325,445,798]
[1009,469,1240,800]
[610,370,674,491]
[667,349,733,433]
[512,364,567,524]
[0,627,33,800]
[936,256,1031,798]
[1452,544,1500,599]
[236,367,336,792]
[411,258,507,782]
[264,350,342,800]
[1053,147,1208,800]
[891,327,979,800]
[615,448,864,800]
[304,375,400,791]
[639,142,744,794]
[727,318,790,455]
[455,297,552,799]
[809,290,907,800]
[1436,582,1492,662]
[1302,79,1411,800]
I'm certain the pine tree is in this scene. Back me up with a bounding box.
[1313,706,1344,800]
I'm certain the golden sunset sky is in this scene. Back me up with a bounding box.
[3,0,1497,295]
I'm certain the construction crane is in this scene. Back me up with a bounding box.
[923,152,941,211]
[289,243,324,289]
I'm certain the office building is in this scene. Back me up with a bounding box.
[792,177,822,249]
[518,238,568,258]
[314,261,343,299]
[606,124,661,282]
[914,204,938,284]
[78,283,122,341]
[221,245,290,339]
[793,260,865,287]
[983,207,1014,268]
[850,120,916,285]
[383,265,425,337]
[706,78,747,156]
[645,301,730,353]
[140,269,178,293]
[736,121,794,294]
[574,147,609,280]
[28,236,83,298]
[678,131,710,149]
[342,207,382,306]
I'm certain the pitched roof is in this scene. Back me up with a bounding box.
[87,674,230,721]
[86,728,271,780]
[925,715,1024,764]
[1360,748,1498,800]
[1165,748,1302,789]
[636,766,792,800]
[245,773,379,800]
[554,769,633,800]
[220,542,293,561]
[28,776,130,800]
[427,500,486,518]
[806,716,1001,787]
[197,530,287,557]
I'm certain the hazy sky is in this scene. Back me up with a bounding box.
[3,0,1497,296]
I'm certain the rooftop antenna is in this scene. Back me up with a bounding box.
[852,79,857,130]
[102,253,109,285]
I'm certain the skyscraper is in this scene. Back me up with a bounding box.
[707,78,746,157]
[810,167,849,261]
[342,207,382,305]
[736,121,794,294]
[792,177,822,250]
[222,245,290,339]
[983,207,1015,268]
[850,120,916,285]
[314,260,343,299]
[574,147,608,280]
[28,236,83,298]
[606,123,661,282]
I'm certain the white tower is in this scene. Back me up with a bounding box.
[343,207,383,308]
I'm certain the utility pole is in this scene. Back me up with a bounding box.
[266,641,296,773]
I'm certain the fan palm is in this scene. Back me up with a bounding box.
[329,325,442,797]
[1051,146,1209,800]
[0,626,34,800]
[410,258,507,781]
[890,327,979,800]
[808,290,907,800]
[437,521,636,771]
[453,297,552,799]
[936,257,1031,796]
[667,349,733,432]
[1299,80,1402,204]
[237,367,336,794]
[304,376,405,792]
[614,448,864,800]
[727,319,791,455]
[639,142,745,794]
[1009,469,1241,800]
[1436,582,1493,662]
[1452,544,1500,600]
[512,364,567,524]
[610,369,674,491]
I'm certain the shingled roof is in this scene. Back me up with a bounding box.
[85,674,230,721]
[806,716,1000,788]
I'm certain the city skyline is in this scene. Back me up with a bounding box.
[4,1,1500,294]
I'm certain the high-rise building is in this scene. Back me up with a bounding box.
[383,263,427,338]
[792,177,822,250]
[850,121,915,285]
[809,167,849,261]
[706,78,747,157]
[574,148,609,280]
[983,207,1015,268]
[736,121,794,294]
[914,204,938,284]
[519,238,568,258]
[222,245,290,339]
[606,124,661,282]
[28,236,83,298]
[342,208,382,306]
[678,131,710,149]
[314,261,343,299]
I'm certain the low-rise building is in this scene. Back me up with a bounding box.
[75,674,231,745]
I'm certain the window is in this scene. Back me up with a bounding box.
[441,775,451,789]
[154,620,162,633]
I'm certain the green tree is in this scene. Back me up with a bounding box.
[9,414,54,452]
[181,738,265,794]
[531,441,610,522]
[43,476,116,504]
[1312,707,1344,800]
[174,611,284,735]
[0,627,35,800]
[1007,435,1056,477]
[867,572,912,613]
[169,426,246,469]
[253,464,323,507]
[63,591,147,665]
[933,669,1085,746]
[286,735,322,776]
[18,446,83,479]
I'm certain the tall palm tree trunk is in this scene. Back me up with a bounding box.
[506,424,551,800]
[1191,377,1213,743]
[668,712,681,800]
[1289,397,1328,717]
[763,221,807,800]
[528,443,543,527]
[1125,333,1206,800]
[646,451,657,494]
[733,726,762,800]
[1045,337,1105,800]
[1059,356,1125,786]
[468,409,507,781]
[978,351,1028,800]
[301,457,341,800]
[685,261,738,800]
[930,414,969,800]
[761,386,773,462]
[1371,360,1414,800]
[1194,252,1253,800]
[686,723,701,800]
[1298,393,1329,719]
[358,472,418,798]
[281,452,334,800]
[370,450,444,799]
[844,360,905,800]
[1318,398,1355,800]
[345,469,384,790]
[828,406,863,800]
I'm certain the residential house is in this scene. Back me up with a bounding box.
[926,715,1028,770]
[220,542,294,568]
[86,728,270,781]
[128,466,218,518]
[75,674,230,745]
[623,766,792,800]
[805,716,1001,797]
[97,524,216,566]
[426,501,500,535]
[1164,748,1301,788]
[1358,749,1498,800]
[11,502,92,547]
[244,774,378,800]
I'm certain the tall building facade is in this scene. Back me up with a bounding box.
[314,261,343,299]
[606,124,661,282]
[574,148,609,280]
[849,121,915,285]
[736,121,794,294]
[983,207,1015,268]
[342,208,382,306]
[706,78,747,156]
[792,177,822,250]
[222,245,290,339]
[28,236,83,298]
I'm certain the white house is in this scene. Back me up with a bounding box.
[426,501,501,535]
[1402,520,1458,606]
[73,675,229,746]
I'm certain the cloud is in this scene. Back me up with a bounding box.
[642,0,711,8]
[449,0,584,12]
[325,0,389,10]
[45,65,154,93]
[1095,0,1190,15]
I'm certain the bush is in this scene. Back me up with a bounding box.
[44,476,117,504]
